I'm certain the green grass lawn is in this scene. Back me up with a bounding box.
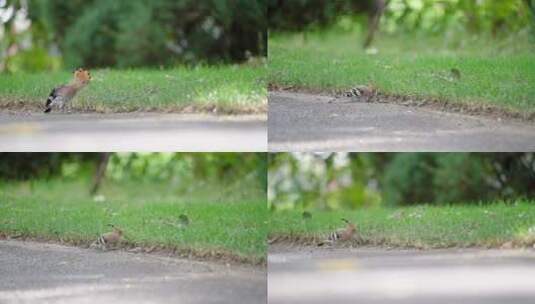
[0,178,267,265]
[269,201,535,249]
[269,30,535,117]
[0,64,267,114]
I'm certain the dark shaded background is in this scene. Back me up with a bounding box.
[1,0,266,70]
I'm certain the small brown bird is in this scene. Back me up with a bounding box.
[90,225,123,250]
[317,218,357,246]
[329,85,377,103]
[344,85,376,101]
[44,68,91,113]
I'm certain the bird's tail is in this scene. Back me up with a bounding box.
[44,107,51,113]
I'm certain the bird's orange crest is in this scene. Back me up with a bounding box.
[73,68,91,84]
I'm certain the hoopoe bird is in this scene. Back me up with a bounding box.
[317,218,357,246]
[44,68,91,113]
[329,85,376,103]
[343,85,376,101]
[90,225,123,250]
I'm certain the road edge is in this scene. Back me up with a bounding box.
[268,86,535,124]
[0,232,266,268]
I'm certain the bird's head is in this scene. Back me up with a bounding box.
[108,224,123,235]
[73,68,91,85]
[341,218,356,232]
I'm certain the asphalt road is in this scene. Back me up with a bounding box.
[0,240,266,304]
[268,244,535,304]
[0,112,267,151]
[268,92,535,151]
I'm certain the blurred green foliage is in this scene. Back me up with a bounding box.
[268,153,382,211]
[4,47,61,72]
[0,153,267,193]
[31,0,266,67]
[106,153,267,190]
[1,0,266,71]
[380,153,525,206]
[269,0,532,36]
[269,153,535,210]
[0,153,100,180]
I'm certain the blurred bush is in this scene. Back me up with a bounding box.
[1,0,266,71]
[0,153,100,180]
[107,153,266,185]
[268,0,351,32]
[269,0,532,37]
[268,153,383,211]
[29,0,266,67]
[0,153,267,193]
[5,47,61,72]
[269,153,535,210]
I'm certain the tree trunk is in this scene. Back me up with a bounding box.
[90,153,111,196]
[363,0,387,48]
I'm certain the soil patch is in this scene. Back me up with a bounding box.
[268,233,535,251]
[0,98,267,116]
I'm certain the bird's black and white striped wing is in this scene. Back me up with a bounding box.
[345,87,363,98]
[327,231,341,242]
[316,230,342,246]
[45,87,59,107]
[44,85,66,113]
[90,235,107,249]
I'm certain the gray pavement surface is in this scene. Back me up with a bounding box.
[0,240,266,304]
[268,244,535,304]
[0,112,267,151]
[268,91,535,151]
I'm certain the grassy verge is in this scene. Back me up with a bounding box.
[0,64,267,114]
[269,30,535,119]
[0,179,267,265]
[269,201,535,249]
